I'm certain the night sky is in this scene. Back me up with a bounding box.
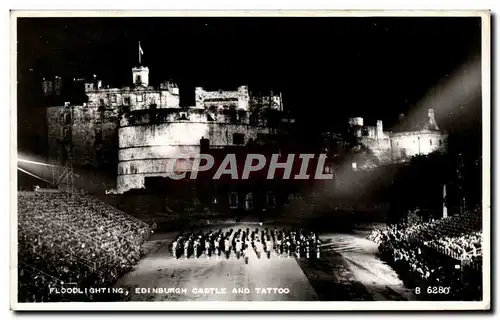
[16,17,482,153]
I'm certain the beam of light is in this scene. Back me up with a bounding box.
[17,167,53,185]
[286,55,482,221]
[394,55,482,133]
[18,158,58,167]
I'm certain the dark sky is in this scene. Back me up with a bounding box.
[17,17,482,149]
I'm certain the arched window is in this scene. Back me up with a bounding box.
[229,192,238,209]
[135,75,141,84]
[430,139,433,146]
[266,191,276,208]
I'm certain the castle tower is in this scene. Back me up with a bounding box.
[132,66,149,87]
[376,120,384,138]
[195,87,205,108]
[237,85,249,110]
[132,41,149,87]
[426,108,440,131]
[348,117,363,138]
[167,80,179,95]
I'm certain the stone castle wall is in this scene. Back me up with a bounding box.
[46,105,119,170]
[116,108,279,193]
[47,104,283,193]
[347,114,447,166]
[46,65,289,194]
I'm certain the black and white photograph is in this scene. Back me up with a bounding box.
[10,11,491,311]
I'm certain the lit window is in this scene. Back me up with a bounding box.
[137,94,143,102]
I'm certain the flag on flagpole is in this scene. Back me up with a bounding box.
[138,42,144,64]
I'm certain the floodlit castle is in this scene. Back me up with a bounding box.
[46,63,293,194]
[344,108,447,168]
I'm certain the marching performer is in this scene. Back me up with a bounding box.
[316,240,321,259]
[214,237,221,259]
[184,238,190,259]
[193,237,201,259]
[255,239,263,259]
[295,240,301,258]
[276,237,283,257]
[172,239,179,259]
[265,237,272,259]
[243,244,249,264]
[235,239,242,259]
[205,238,212,259]
[305,240,311,258]
[285,237,292,258]
[224,237,231,259]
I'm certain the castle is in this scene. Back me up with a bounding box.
[343,108,447,168]
[43,61,447,202]
[46,64,293,194]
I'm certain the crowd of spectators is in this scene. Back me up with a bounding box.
[17,191,152,302]
[368,208,483,300]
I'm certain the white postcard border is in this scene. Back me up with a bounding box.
[9,9,492,311]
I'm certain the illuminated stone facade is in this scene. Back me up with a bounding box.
[347,108,447,167]
[46,65,292,194]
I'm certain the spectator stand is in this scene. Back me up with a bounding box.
[367,208,483,300]
[17,191,152,302]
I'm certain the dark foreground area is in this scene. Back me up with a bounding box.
[17,191,483,303]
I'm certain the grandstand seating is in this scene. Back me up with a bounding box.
[367,208,483,300]
[17,192,152,302]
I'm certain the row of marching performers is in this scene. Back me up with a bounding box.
[171,227,322,261]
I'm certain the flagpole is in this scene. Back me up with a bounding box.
[138,41,141,65]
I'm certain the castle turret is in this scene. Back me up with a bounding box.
[160,80,179,95]
[195,87,205,108]
[426,108,439,131]
[237,85,249,110]
[376,120,384,138]
[348,117,363,138]
[132,66,149,87]
[84,75,102,92]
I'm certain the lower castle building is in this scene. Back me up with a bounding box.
[343,108,447,168]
